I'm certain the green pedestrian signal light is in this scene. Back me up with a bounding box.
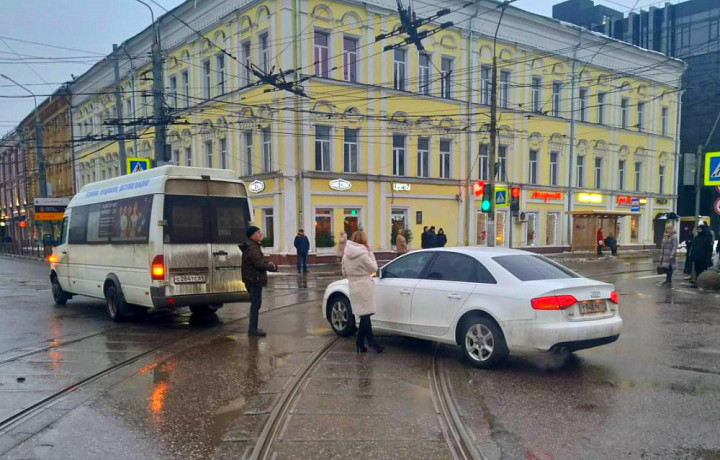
[350,209,357,216]
[481,198,491,212]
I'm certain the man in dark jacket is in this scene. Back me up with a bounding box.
[240,226,278,336]
[690,223,714,282]
[428,226,438,248]
[294,229,310,274]
[421,226,429,249]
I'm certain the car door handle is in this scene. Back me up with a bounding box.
[400,289,412,295]
[448,293,462,300]
[213,250,228,256]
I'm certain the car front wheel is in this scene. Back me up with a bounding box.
[328,295,357,337]
[460,316,509,369]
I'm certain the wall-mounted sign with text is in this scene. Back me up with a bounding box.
[531,190,563,202]
[393,183,411,191]
[577,193,603,204]
[248,180,265,193]
[329,178,352,191]
[616,195,647,206]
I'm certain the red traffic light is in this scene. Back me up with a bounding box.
[511,186,520,198]
[473,180,485,197]
[18,221,27,228]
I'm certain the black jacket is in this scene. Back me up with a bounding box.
[240,241,276,286]
[421,231,429,249]
[437,233,447,247]
[690,230,714,263]
[294,235,310,254]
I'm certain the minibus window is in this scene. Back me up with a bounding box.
[210,197,251,244]
[68,207,88,244]
[164,196,209,244]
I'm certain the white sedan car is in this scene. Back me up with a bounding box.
[323,247,622,368]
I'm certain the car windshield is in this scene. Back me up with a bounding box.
[492,254,579,281]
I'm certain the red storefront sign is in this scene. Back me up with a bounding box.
[616,195,647,206]
[531,190,563,203]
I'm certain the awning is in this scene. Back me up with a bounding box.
[566,210,633,216]
[654,212,680,220]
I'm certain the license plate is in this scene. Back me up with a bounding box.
[173,274,207,284]
[579,300,607,315]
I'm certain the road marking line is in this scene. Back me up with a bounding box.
[636,275,665,279]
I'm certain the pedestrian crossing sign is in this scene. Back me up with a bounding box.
[126,157,151,174]
[495,187,509,208]
[704,152,720,186]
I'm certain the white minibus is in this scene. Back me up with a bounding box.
[49,166,253,320]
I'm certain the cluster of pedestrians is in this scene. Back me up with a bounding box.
[661,222,719,286]
[420,226,447,249]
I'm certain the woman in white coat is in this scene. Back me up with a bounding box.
[342,231,384,354]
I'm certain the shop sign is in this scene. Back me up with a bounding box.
[531,190,563,202]
[329,178,352,191]
[577,193,603,203]
[617,195,647,206]
[248,180,265,193]
[393,183,411,191]
[34,198,70,222]
[631,197,640,213]
[656,198,668,205]
[416,211,422,224]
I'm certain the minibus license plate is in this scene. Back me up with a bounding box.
[174,274,207,284]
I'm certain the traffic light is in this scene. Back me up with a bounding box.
[481,181,492,213]
[510,186,520,216]
[473,180,485,197]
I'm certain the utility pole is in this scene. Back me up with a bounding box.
[150,16,166,165]
[112,44,127,175]
[487,0,514,247]
[694,108,720,233]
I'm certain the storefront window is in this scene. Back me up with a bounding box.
[391,208,407,246]
[526,212,538,246]
[262,209,274,247]
[630,215,639,243]
[476,212,487,246]
[496,211,507,246]
[546,212,559,246]
[344,209,360,236]
[314,208,333,247]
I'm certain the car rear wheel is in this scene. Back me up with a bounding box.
[190,304,219,315]
[51,277,68,306]
[328,295,357,337]
[460,316,509,369]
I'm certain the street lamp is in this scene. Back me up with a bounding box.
[1,74,47,197]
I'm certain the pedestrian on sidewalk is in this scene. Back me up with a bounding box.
[690,223,714,283]
[604,234,618,256]
[342,231,384,354]
[437,228,447,247]
[421,226,430,249]
[336,231,347,262]
[660,224,678,285]
[428,226,438,248]
[683,235,694,278]
[395,228,408,256]
[596,228,604,256]
[240,226,278,337]
[294,229,310,274]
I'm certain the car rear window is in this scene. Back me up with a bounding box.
[492,255,579,281]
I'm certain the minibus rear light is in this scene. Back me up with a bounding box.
[151,255,165,280]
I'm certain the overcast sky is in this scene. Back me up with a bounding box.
[0,0,669,134]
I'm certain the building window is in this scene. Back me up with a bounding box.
[546,212,559,246]
[168,76,177,109]
[216,54,226,95]
[315,126,331,171]
[126,99,132,120]
[314,31,329,78]
[343,128,359,173]
[392,134,406,176]
[661,106,669,136]
[393,49,406,91]
[499,70,510,108]
[440,57,453,99]
[245,132,253,175]
[480,66,491,105]
[417,137,429,177]
[181,70,189,108]
[579,89,588,122]
[528,150,538,184]
[526,212,538,246]
[263,209,274,245]
[219,138,227,169]
[141,92,148,117]
[439,139,451,178]
[478,144,488,181]
[262,128,272,172]
[344,208,360,235]
[597,92,606,125]
[419,53,430,95]
[242,41,251,86]
[710,18,720,41]
[531,77,541,113]
[679,24,691,48]
[185,146,192,167]
[618,160,626,190]
[637,102,645,132]
[204,140,213,167]
[203,60,211,99]
[551,82,562,117]
[594,157,603,189]
[260,33,269,73]
[634,161,642,192]
[497,145,507,182]
[621,98,629,129]
[343,36,357,82]
[659,164,665,194]
[171,149,179,166]
[549,151,558,186]
[314,208,333,248]
[576,155,585,188]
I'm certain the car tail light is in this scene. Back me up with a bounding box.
[531,295,577,310]
[151,255,165,281]
[609,290,619,304]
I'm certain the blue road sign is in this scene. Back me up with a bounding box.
[704,152,720,186]
[631,197,640,212]
[495,190,507,207]
[127,157,151,174]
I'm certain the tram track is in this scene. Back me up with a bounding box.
[0,294,324,437]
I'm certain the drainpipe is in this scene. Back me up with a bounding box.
[566,28,582,248]
[465,4,482,246]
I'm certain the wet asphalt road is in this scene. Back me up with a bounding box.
[0,255,719,459]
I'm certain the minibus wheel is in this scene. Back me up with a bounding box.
[51,276,68,306]
[190,304,219,315]
[105,284,128,322]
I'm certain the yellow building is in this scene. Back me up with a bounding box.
[71,0,683,257]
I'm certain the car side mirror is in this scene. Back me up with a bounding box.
[375,268,382,279]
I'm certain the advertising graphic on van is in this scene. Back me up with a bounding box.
[75,195,153,244]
